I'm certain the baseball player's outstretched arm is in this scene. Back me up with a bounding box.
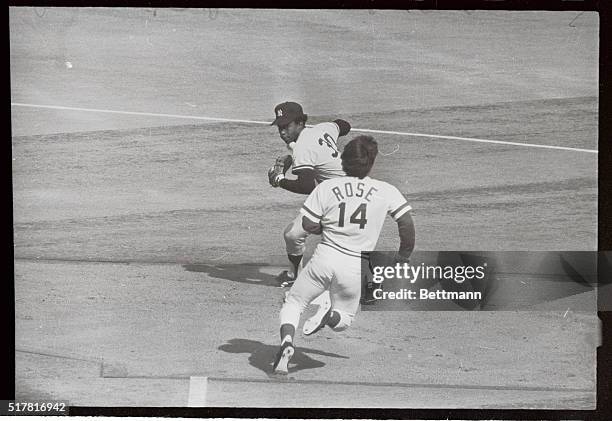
[396,212,415,259]
[334,119,351,137]
[279,169,317,194]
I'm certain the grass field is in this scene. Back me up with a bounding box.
[10,8,599,408]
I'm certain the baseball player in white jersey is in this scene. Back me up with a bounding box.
[268,101,351,288]
[273,135,416,374]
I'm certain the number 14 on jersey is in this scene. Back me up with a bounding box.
[338,202,368,229]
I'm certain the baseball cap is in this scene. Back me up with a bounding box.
[271,101,306,126]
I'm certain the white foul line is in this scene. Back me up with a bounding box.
[11,102,270,125]
[11,102,598,154]
[352,127,598,154]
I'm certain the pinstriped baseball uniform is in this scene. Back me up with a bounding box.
[283,121,346,257]
[281,176,411,325]
[291,122,346,182]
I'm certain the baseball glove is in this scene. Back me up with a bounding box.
[268,154,292,187]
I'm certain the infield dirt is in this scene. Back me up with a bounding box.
[11,8,599,408]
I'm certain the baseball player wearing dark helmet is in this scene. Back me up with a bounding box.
[268,101,351,287]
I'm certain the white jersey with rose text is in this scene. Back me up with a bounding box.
[300,176,411,258]
[291,122,345,182]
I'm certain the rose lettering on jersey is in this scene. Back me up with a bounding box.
[345,183,354,197]
[355,182,365,198]
[364,186,378,202]
[332,182,376,202]
[332,187,344,201]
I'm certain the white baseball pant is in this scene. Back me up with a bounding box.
[280,243,362,331]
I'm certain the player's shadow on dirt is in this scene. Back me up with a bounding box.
[218,338,349,376]
[183,263,279,287]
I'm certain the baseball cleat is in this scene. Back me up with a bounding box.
[302,298,332,336]
[276,270,295,288]
[360,295,377,305]
[273,341,295,375]
[360,284,378,305]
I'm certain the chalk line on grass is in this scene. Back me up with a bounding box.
[11,102,598,154]
[11,102,270,125]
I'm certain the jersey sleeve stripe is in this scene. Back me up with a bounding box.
[302,205,322,220]
[390,202,412,219]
